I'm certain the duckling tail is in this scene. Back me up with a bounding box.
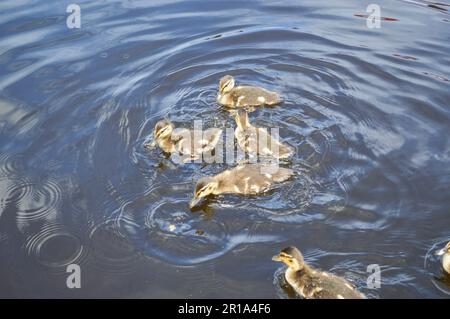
[271,167,294,182]
[269,92,283,105]
[278,144,294,159]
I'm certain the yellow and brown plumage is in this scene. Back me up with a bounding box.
[234,110,293,159]
[217,75,282,108]
[273,246,366,299]
[436,241,450,274]
[189,163,293,208]
[148,119,222,163]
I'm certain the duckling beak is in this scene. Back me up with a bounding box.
[272,254,282,262]
[189,197,202,209]
[435,248,446,256]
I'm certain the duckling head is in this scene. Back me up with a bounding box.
[219,75,235,94]
[154,119,173,140]
[189,177,219,208]
[436,241,450,257]
[272,246,305,271]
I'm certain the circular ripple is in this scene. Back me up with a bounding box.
[24,223,85,268]
[15,178,62,223]
[0,153,24,177]
[105,183,283,265]
[142,198,230,264]
[88,25,417,270]
[0,175,32,217]
[87,218,143,274]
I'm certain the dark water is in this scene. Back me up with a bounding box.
[0,0,450,298]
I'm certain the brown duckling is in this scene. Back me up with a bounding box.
[436,241,450,274]
[272,246,366,299]
[189,163,293,208]
[234,110,293,159]
[217,75,282,108]
[147,119,222,163]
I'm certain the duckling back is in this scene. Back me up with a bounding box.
[216,164,293,195]
[234,111,293,159]
[229,86,281,107]
[286,268,365,299]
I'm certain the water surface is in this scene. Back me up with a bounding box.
[0,0,450,298]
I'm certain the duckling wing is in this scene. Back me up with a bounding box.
[171,128,192,156]
[225,164,292,194]
[259,165,293,183]
[254,128,293,159]
[235,127,258,155]
[309,272,365,299]
[172,128,222,159]
[198,128,222,153]
[233,86,281,106]
[171,128,190,144]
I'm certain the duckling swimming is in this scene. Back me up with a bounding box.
[217,75,282,108]
[189,163,293,208]
[272,246,366,299]
[148,119,222,163]
[436,241,450,274]
[234,110,293,159]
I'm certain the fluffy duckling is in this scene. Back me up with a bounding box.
[234,110,293,159]
[217,75,282,108]
[189,163,293,208]
[436,241,450,274]
[272,246,366,299]
[148,119,222,163]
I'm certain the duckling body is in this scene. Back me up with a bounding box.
[273,246,365,299]
[217,75,281,108]
[234,111,293,159]
[436,241,450,274]
[149,119,222,163]
[189,163,293,208]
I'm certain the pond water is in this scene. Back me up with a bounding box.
[0,0,449,298]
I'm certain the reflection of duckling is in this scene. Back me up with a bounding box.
[189,163,293,208]
[148,119,222,162]
[217,75,282,108]
[436,241,450,274]
[234,110,293,159]
[272,246,366,299]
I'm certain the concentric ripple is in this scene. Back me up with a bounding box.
[87,219,144,274]
[24,223,85,269]
[107,184,284,265]
[15,178,62,224]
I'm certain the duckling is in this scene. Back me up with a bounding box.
[217,75,282,108]
[272,246,366,299]
[234,110,293,159]
[148,119,222,163]
[436,241,450,274]
[189,163,293,208]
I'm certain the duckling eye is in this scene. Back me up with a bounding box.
[156,127,167,135]
[197,186,209,196]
